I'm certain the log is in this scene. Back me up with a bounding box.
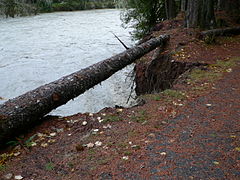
[199,26,240,40]
[0,34,170,144]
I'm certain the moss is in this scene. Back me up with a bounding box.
[188,69,221,83]
[161,89,186,100]
[103,115,122,123]
[130,110,148,124]
[45,162,55,171]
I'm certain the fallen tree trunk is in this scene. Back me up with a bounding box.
[0,34,170,144]
[199,26,240,40]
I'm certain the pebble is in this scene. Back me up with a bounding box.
[206,104,212,107]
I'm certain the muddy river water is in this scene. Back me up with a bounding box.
[0,9,138,116]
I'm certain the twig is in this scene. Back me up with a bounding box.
[111,32,129,50]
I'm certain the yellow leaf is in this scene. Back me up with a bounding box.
[235,147,240,152]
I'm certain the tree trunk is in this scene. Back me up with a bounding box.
[165,0,177,19]
[0,35,170,144]
[181,0,188,11]
[199,26,240,40]
[185,0,215,29]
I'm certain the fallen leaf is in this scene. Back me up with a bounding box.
[86,143,94,148]
[122,156,129,160]
[14,175,23,180]
[235,147,240,152]
[95,141,102,147]
[82,121,87,126]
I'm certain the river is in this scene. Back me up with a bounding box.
[0,9,138,116]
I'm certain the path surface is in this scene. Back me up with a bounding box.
[104,62,240,179]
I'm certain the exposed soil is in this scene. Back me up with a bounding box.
[1,20,240,180]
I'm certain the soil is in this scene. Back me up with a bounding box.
[1,20,240,180]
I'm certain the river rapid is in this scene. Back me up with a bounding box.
[0,9,138,116]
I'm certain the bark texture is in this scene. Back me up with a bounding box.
[0,35,170,144]
[199,26,240,40]
[185,0,215,29]
[165,0,177,19]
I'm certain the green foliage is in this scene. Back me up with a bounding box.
[45,162,55,171]
[6,134,36,148]
[0,164,6,171]
[121,0,166,40]
[161,89,186,100]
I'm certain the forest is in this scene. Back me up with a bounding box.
[0,0,116,17]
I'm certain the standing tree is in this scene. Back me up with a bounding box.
[165,0,177,19]
[121,0,166,39]
[185,0,215,29]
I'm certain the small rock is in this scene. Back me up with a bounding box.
[3,173,13,179]
[68,133,72,136]
[93,129,99,132]
[206,104,212,107]
[82,121,87,126]
[129,142,132,145]
[14,175,23,180]
[101,113,106,116]
[122,156,129,160]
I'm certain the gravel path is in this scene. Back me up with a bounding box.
[110,61,240,179]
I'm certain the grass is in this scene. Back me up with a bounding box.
[161,89,186,100]
[103,115,122,123]
[131,110,148,124]
[45,162,55,171]
[188,69,221,83]
[0,164,6,171]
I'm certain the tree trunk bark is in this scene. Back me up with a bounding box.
[181,0,188,11]
[165,0,177,19]
[199,26,240,39]
[185,0,215,29]
[0,35,170,144]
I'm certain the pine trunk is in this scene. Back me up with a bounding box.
[0,35,170,144]
[165,0,176,19]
